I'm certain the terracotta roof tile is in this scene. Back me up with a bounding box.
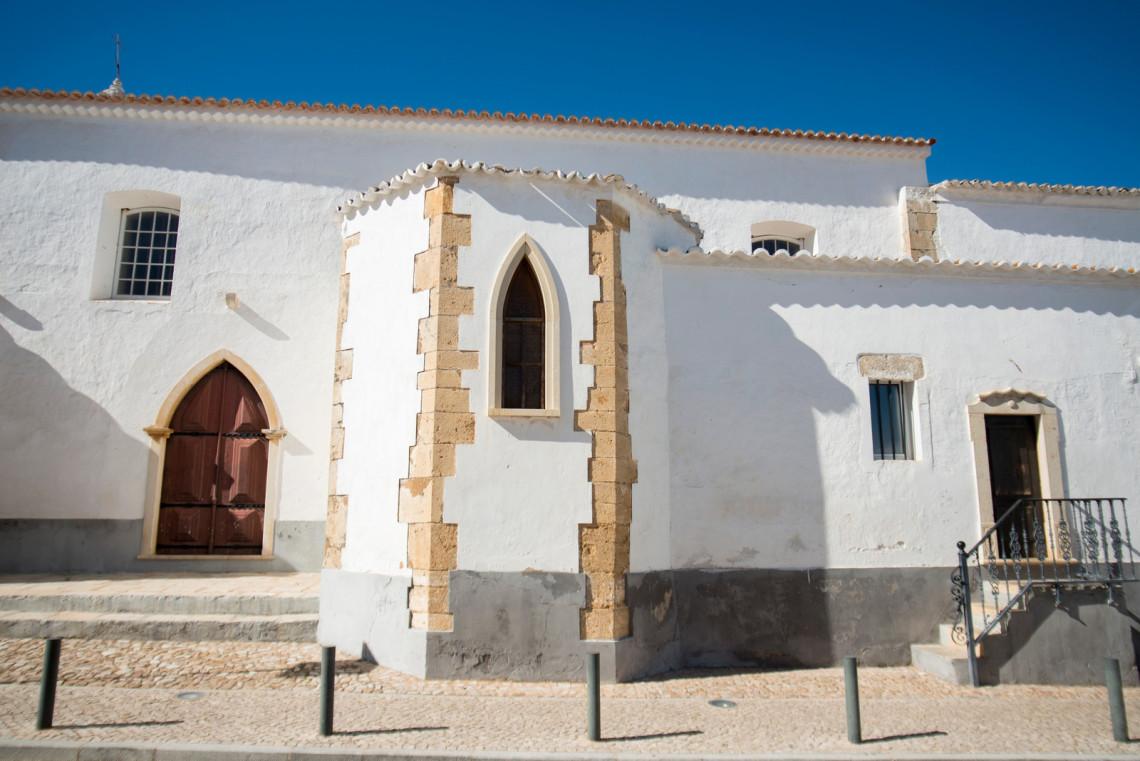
[0,87,935,148]
[934,179,1140,197]
[658,247,1139,283]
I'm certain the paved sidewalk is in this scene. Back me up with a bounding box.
[2,639,1139,758]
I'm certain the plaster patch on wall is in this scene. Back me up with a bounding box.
[323,232,359,569]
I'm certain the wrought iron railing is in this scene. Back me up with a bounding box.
[952,497,1136,687]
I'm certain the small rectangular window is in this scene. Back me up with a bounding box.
[114,207,178,299]
[869,381,913,460]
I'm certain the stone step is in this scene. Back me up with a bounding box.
[937,623,993,654]
[910,643,972,685]
[0,574,320,617]
[0,609,317,642]
[0,592,318,616]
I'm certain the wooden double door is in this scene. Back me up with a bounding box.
[157,362,269,555]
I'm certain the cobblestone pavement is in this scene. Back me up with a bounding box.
[2,639,1139,756]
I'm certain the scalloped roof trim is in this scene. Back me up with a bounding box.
[0,87,934,149]
[657,248,1140,282]
[340,159,703,239]
[934,179,1140,198]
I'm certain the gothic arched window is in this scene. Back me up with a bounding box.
[157,362,269,555]
[501,257,545,409]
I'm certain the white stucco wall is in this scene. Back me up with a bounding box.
[446,178,597,573]
[0,109,928,545]
[662,262,1140,571]
[337,191,428,574]
[4,104,1136,580]
[936,193,1140,269]
[0,154,339,531]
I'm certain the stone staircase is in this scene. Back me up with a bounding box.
[0,573,319,642]
[911,586,1019,685]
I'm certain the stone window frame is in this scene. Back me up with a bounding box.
[858,354,925,462]
[91,190,182,301]
[139,349,287,560]
[966,389,1064,547]
[487,235,561,418]
[750,220,816,255]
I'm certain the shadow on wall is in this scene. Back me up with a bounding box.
[762,271,1140,318]
[662,264,856,667]
[979,587,1140,686]
[4,118,917,208]
[958,200,1140,245]
[0,321,150,572]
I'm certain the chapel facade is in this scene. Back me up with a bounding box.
[1,88,1139,683]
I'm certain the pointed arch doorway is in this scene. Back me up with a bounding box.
[156,361,270,555]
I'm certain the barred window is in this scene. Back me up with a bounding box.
[751,236,804,256]
[115,208,179,299]
[870,381,913,460]
[501,257,545,409]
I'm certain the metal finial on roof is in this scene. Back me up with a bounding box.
[99,35,124,96]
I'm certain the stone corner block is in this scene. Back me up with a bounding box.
[580,605,630,641]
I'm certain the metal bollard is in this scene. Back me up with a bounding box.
[844,656,862,744]
[1105,657,1129,742]
[36,638,61,730]
[319,646,335,736]
[586,652,600,741]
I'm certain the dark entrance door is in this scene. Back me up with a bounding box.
[157,362,269,555]
[984,415,1043,559]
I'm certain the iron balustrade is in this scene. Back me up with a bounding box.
[952,497,1135,687]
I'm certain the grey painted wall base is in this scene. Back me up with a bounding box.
[0,519,324,573]
[977,586,1140,686]
[669,567,957,669]
[320,566,958,682]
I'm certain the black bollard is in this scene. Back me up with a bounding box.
[586,652,600,741]
[36,638,61,730]
[844,656,862,744]
[1105,657,1129,742]
[319,646,335,736]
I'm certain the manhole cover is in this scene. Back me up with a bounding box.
[708,699,737,709]
[176,691,205,701]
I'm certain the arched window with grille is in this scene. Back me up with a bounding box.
[488,236,561,417]
[501,258,545,409]
[750,220,816,257]
[157,361,269,555]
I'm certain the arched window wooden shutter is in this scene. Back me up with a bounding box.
[501,257,545,409]
[157,362,269,555]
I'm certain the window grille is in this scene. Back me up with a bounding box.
[115,208,179,298]
[501,258,545,409]
[751,237,804,256]
[870,381,913,460]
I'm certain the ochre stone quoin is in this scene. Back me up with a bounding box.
[575,199,636,641]
[400,177,476,631]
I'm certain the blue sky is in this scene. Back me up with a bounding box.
[2,0,1137,187]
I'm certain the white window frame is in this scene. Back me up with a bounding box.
[113,206,180,300]
[858,353,924,463]
[487,234,561,418]
[90,190,181,301]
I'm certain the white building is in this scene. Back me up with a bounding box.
[2,88,1138,684]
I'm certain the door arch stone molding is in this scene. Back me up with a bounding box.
[967,388,1064,536]
[139,349,286,559]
